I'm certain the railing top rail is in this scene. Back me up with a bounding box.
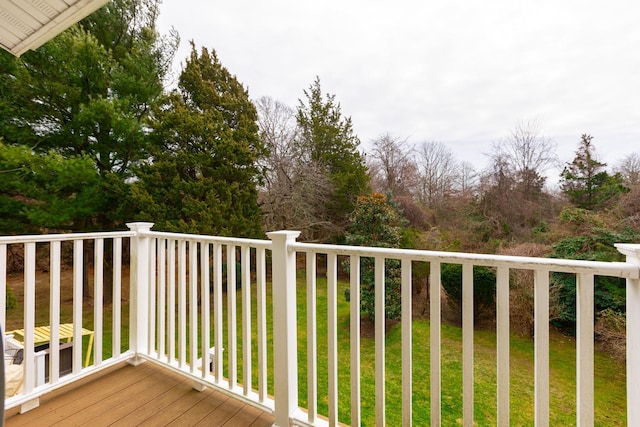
[0,231,134,245]
[3,227,637,279]
[292,242,640,279]
[144,230,273,249]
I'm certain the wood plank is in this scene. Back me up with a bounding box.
[5,363,152,426]
[164,390,228,426]
[4,362,273,427]
[249,412,276,427]
[192,396,245,426]
[222,404,268,427]
[57,365,185,426]
[114,380,198,426]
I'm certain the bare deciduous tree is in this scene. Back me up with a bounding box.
[455,161,478,198]
[492,120,557,175]
[491,120,557,196]
[416,141,459,208]
[615,152,640,186]
[477,122,559,237]
[256,96,337,241]
[255,96,298,193]
[368,133,418,197]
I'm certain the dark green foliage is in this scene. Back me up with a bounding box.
[441,264,497,322]
[0,0,176,232]
[560,134,629,210]
[212,262,242,291]
[357,258,402,321]
[131,45,264,237]
[0,143,101,234]
[296,77,369,239]
[549,226,640,331]
[344,193,404,321]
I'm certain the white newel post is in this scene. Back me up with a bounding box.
[615,243,640,427]
[127,222,154,365]
[267,231,300,427]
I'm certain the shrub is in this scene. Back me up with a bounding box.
[595,308,626,360]
[498,243,562,337]
[549,226,639,333]
[357,257,402,321]
[441,263,496,322]
[344,193,404,321]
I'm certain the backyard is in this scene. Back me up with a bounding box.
[4,263,627,425]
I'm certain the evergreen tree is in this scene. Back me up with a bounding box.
[296,77,369,239]
[0,142,101,234]
[560,134,628,210]
[132,44,264,237]
[344,193,403,321]
[0,0,176,231]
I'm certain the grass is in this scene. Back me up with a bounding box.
[287,276,626,426]
[5,269,626,425]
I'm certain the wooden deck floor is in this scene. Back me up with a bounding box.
[4,362,274,427]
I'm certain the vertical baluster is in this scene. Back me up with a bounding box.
[350,254,361,427]
[534,269,550,427]
[50,241,61,383]
[227,245,237,389]
[73,240,83,374]
[178,240,187,368]
[462,263,474,427]
[328,253,338,426]
[148,238,156,355]
[94,238,104,367]
[158,239,166,360]
[496,267,510,427]
[307,252,317,423]
[200,242,210,378]
[213,242,223,383]
[430,261,441,426]
[167,239,176,364]
[402,258,412,427]
[23,242,36,393]
[241,245,252,396]
[189,240,198,373]
[375,256,385,427]
[257,247,267,402]
[576,273,594,426]
[113,238,122,358]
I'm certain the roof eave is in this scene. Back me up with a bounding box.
[2,0,110,57]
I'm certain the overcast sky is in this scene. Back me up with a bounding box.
[156,0,640,179]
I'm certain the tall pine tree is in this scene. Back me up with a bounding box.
[296,77,369,240]
[560,134,628,210]
[0,0,176,232]
[132,44,264,237]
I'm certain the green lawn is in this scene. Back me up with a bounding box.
[286,276,626,426]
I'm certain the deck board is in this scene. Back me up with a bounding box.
[4,362,274,427]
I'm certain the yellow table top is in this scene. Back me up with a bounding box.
[9,323,94,367]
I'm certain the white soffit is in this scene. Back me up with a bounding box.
[0,0,109,57]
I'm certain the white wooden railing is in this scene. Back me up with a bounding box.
[2,223,640,426]
[0,230,134,413]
